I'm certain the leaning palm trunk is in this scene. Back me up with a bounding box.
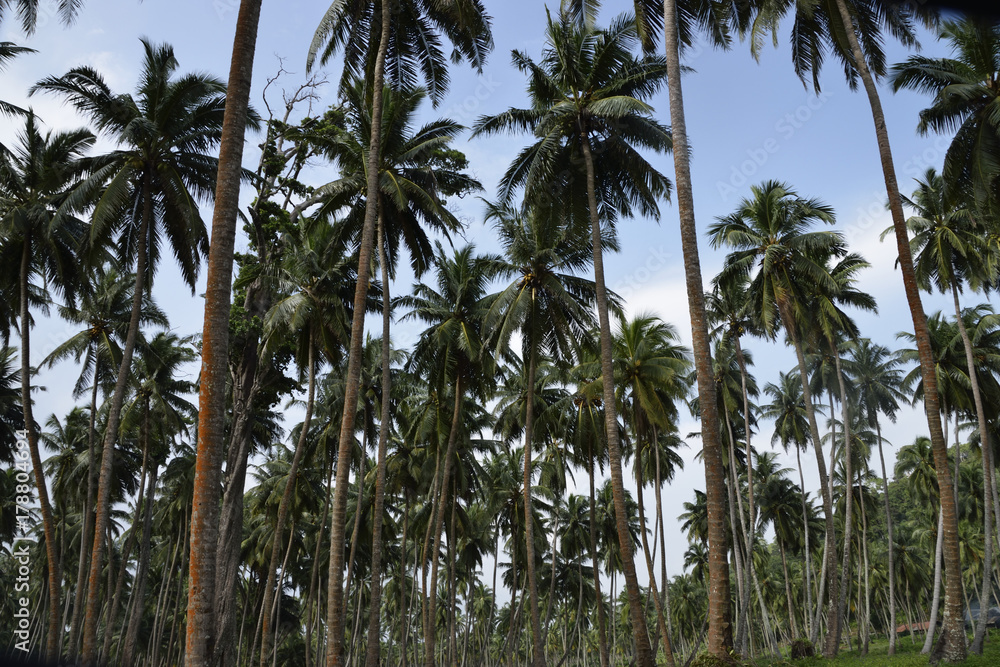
[776,298,840,657]
[661,0,732,654]
[580,132,655,667]
[260,338,316,666]
[364,213,393,667]
[186,0,263,664]
[521,338,547,667]
[83,202,150,666]
[19,238,62,663]
[923,507,945,654]
[829,0,965,660]
[326,3,392,664]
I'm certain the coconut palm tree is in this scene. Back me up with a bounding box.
[843,338,906,654]
[709,179,845,651]
[32,40,231,665]
[0,109,92,661]
[472,13,672,663]
[484,201,599,667]
[308,7,493,662]
[890,16,1000,205]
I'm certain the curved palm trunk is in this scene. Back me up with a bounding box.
[588,449,611,667]
[260,337,316,666]
[522,334,546,667]
[776,299,840,657]
[423,374,464,667]
[364,212,393,667]
[661,0,732,655]
[83,201,150,666]
[829,0,964,660]
[326,3,392,664]
[186,0,263,664]
[873,417,897,654]
[580,130,655,667]
[19,238,62,663]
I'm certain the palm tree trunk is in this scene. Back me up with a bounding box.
[776,299,840,657]
[326,2,392,661]
[795,444,813,642]
[733,335,758,656]
[635,449,675,665]
[859,463,871,656]
[261,336,316,666]
[724,413,747,649]
[122,455,159,666]
[364,211,393,667]
[874,417,897,654]
[779,539,799,638]
[833,343,854,651]
[829,0,964,660]
[18,236,62,663]
[579,130,654,667]
[83,198,151,666]
[521,333,546,667]
[186,0,263,663]
[654,431,675,645]
[661,0,732,655]
[588,448,611,667]
[424,374,464,667]
[922,506,945,654]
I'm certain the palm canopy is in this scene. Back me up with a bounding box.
[709,179,842,338]
[31,38,248,289]
[471,10,672,230]
[306,83,481,278]
[307,0,493,106]
[890,17,1000,204]
[843,338,907,427]
[761,370,811,454]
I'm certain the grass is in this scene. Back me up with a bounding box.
[749,630,1000,667]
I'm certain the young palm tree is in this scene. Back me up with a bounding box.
[32,40,230,665]
[472,14,672,664]
[890,17,1000,204]
[308,6,492,661]
[0,110,92,661]
[709,180,844,653]
[484,201,599,667]
[843,338,906,654]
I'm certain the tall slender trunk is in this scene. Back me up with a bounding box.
[579,128,654,667]
[424,375,464,667]
[922,507,945,654]
[874,417,897,654]
[661,0,732,654]
[122,451,159,665]
[733,335,757,657]
[724,412,747,649]
[830,0,964,659]
[635,447,675,666]
[588,448,611,667]
[326,3,392,664]
[186,0,263,663]
[18,237,62,663]
[776,299,840,657]
[261,337,317,666]
[859,462,871,656]
[654,430,675,645]
[795,444,813,641]
[364,211,393,667]
[779,539,799,639]
[83,199,151,666]
[521,333,546,667]
[833,343,854,651]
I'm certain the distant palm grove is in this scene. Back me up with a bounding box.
[3,0,1000,666]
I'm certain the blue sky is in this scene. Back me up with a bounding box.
[2,0,980,592]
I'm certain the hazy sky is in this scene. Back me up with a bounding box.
[2,0,979,592]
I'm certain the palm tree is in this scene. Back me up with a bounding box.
[745,0,966,658]
[472,13,672,664]
[843,338,906,654]
[484,201,598,667]
[890,17,1000,204]
[0,0,82,32]
[709,179,844,652]
[0,109,92,662]
[0,42,33,121]
[32,40,230,665]
[307,6,493,662]
[397,243,498,667]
